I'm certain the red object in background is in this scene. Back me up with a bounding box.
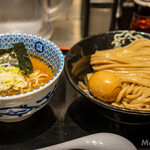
[59,46,70,55]
[59,46,70,51]
[130,0,150,33]
[130,13,150,33]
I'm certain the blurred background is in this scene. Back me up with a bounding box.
[51,0,82,47]
[0,0,149,48]
[51,0,135,47]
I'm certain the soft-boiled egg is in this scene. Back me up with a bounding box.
[88,71,122,102]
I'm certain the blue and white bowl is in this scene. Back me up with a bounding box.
[0,33,64,122]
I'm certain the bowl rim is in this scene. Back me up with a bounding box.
[0,32,64,100]
[64,30,150,115]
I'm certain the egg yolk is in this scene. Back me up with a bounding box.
[88,71,122,102]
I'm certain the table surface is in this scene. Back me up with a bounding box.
[0,61,150,150]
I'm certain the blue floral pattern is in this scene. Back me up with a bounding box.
[35,41,44,53]
[0,85,57,117]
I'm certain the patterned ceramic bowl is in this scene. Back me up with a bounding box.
[0,33,64,122]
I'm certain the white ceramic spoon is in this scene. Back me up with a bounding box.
[38,133,137,150]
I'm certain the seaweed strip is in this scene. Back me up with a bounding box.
[13,43,33,74]
[0,48,13,57]
[0,47,18,66]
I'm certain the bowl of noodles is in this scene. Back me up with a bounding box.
[0,33,64,122]
[65,30,150,124]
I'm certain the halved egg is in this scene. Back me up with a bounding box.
[88,71,122,102]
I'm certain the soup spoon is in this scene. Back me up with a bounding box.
[38,133,137,150]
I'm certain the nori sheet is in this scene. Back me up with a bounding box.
[0,42,33,74]
[13,43,33,74]
[0,48,13,57]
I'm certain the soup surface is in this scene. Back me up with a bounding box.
[0,54,54,96]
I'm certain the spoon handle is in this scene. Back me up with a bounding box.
[38,133,137,150]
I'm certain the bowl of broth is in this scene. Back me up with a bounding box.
[65,30,150,124]
[0,33,64,122]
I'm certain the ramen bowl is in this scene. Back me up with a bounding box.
[0,33,64,122]
[65,30,150,124]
